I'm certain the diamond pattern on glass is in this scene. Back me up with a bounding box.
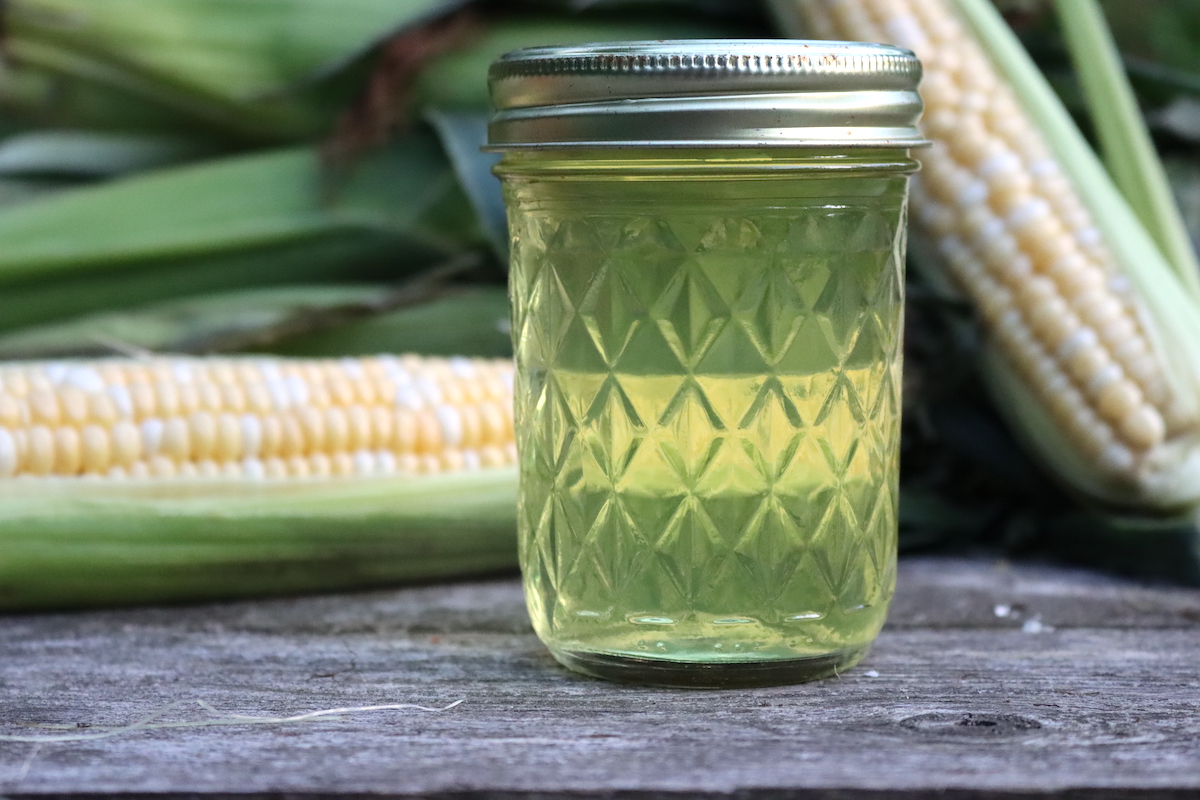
[511,189,904,658]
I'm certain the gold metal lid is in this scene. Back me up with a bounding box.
[486,40,927,150]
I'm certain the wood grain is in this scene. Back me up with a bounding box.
[1,556,1198,799]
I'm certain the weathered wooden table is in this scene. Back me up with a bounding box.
[2,555,1199,799]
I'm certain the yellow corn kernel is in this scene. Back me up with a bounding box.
[323,407,349,453]
[80,424,111,474]
[189,412,217,461]
[369,406,394,451]
[416,410,442,454]
[259,415,283,459]
[26,426,54,476]
[214,414,242,462]
[59,386,89,425]
[112,421,141,468]
[54,427,82,475]
[345,406,371,452]
[394,410,418,454]
[0,395,24,428]
[330,452,355,477]
[28,389,61,426]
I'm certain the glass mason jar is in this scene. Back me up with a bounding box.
[487,41,926,687]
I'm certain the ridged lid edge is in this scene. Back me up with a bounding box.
[488,41,920,94]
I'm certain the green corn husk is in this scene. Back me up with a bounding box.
[1054,0,1200,300]
[0,284,511,359]
[0,284,398,358]
[0,176,74,210]
[1,0,468,142]
[271,289,512,358]
[0,128,485,332]
[0,468,517,611]
[0,58,215,137]
[0,130,221,181]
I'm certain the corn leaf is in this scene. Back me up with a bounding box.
[0,130,219,179]
[1054,0,1200,301]
[0,129,485,331]
[3,0,469,141]
[0,59,209,135]
[0,279,509,359]
[270,289,512,358]
[0,284,397,358]
[0,177,74,210]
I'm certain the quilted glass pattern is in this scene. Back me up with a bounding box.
[509,175,907,663]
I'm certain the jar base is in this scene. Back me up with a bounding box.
[548,644,871,688]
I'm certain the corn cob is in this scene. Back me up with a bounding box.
[774,0,1200,509]
[0,353,519,610]
[0,354,516,480]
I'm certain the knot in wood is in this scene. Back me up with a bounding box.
[899,712,1043,737]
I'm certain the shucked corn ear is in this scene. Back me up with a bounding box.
[0,353,519,610]
[774,0,1200,510]
[0,354,516,479]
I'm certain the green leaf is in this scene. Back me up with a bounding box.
[0,57,212,135]
[0,130,219,178]
[3,0,469,140]
[0,283,398,358]
[0,129,485,331]
[270,288,512,358]
[0,177,77,210]
[1055,0,1200,300]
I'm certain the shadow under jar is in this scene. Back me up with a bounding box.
[487,40,927,688]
